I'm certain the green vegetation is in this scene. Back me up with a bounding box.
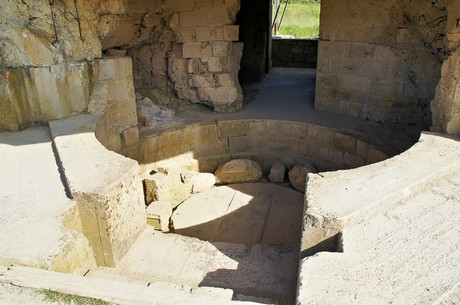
[273,1,320,38]
[40,290,109,305]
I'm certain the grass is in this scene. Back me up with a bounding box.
[273,2,320,38]
[40,289,109,305]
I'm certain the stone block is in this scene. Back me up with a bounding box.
[215,159,262,184]
[201,44,213,57]
[212,41,231,56]
[307,125,333,145]
[356,140,369,160]
[0,62,90,131]
[180,11,209,27]
[146,201,173,231]
[163,0,194,12]
[319,147,344,167]
[49,115,146,267]
[288,164,317,193]
[223,25,239,41]
[208,9,231,26]
[217,73,234,87]
[332,132,357,154]
[195,26,224,41]
[269,163,286,183]
[182,42,202,58]
[180,170,216,193]
[216,120,249,137]
[187,59,195,73]
[207,57,222,72]
[174,27,196,43]
[144,170,192,207]
[1,28,56,67]
[206,87,230,103]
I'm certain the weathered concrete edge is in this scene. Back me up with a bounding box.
[0,265,263,305]
[297,132,460,303]
[49,114,146,267]
[299,132,460,255]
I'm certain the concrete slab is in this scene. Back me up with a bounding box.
[172,183,304,244]
[297,133,460,304]
[0,127,95,273]
[300,132,460,254]
[87,227,299,305]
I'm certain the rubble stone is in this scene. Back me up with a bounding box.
[268,163,286,183]
[181,171,216,193]
[146,201,173,231]
[215,159,262,184]
[288,164,317,193]
[144,170,191,208]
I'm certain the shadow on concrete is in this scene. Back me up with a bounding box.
[170,183,304,305]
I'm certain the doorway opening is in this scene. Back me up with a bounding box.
[236,0,320,87]
[272,0,320,39]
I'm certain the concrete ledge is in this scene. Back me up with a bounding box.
[0,265,262,305]
[297,132,460,304]
[49,114,146,267]
[300,132,460,254]
[0,127,96,274]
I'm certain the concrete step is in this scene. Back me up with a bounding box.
[297,132,460,304]
[0,127,95,273]
[49,114,146,267]
[0,265,264,305]
[87,227,298,305]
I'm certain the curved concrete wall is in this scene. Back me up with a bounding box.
[129,119,389,177]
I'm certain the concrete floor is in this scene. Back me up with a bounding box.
[88,183,305,305]
[172,183,304,244]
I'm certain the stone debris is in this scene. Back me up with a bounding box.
[146,201,173,232]
[144,169,217,208]
[144,170,191,208]
[215,159,262,184]
[180,170,216,194]
[136,96,178,128]
[268,163,286,183]
[288,164,317,193]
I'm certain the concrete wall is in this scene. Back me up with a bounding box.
[315,0,450,129]
[128,120,392,176]
[272,39,317,68]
